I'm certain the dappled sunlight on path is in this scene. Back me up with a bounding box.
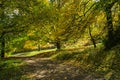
[18,58,104,80]
[20,58,86,80]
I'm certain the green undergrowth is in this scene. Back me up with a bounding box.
[0,59,27,80]
[51,51,76,60]
[51,44,120,80]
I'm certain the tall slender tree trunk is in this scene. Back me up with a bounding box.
[106,8,114,40]
[0,33,5,58]
[88,26,96,48]
[1,37,5,58]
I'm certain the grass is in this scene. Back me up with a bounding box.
[10,43,102,58]
[10,48,56,57]
[0,59,27,80]
[50,44,120,80]
[51,51,75,60]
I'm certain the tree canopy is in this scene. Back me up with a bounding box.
[0,0,120,58]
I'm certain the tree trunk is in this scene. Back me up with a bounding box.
[106,8,114,39]
[56,40,61,50]
[38,44,41,51]
[101,1,118,49]
[0,33,5,58]
[88,26,96,48]
[104,6,114,49]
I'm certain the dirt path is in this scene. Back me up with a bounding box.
[20,58,86,80]
[17,58,104,80]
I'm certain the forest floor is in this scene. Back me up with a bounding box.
[1,44,120,80]
[1,44,109,80]
[1,57,105,80]
[20,57,87,80]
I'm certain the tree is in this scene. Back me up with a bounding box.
[96,0,119,49]
[0,0,23,58]
[46,0,97,50]
[0,0,45,58]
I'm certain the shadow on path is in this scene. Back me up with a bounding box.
[20,58,87,80]
[3,57,105,80]
[20,57,105,80]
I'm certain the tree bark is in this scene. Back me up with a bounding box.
[56,40,61,50]
[106,8,114,40]
[88,26,96,48]
[104,5,114,49]
[0,33,5,58]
